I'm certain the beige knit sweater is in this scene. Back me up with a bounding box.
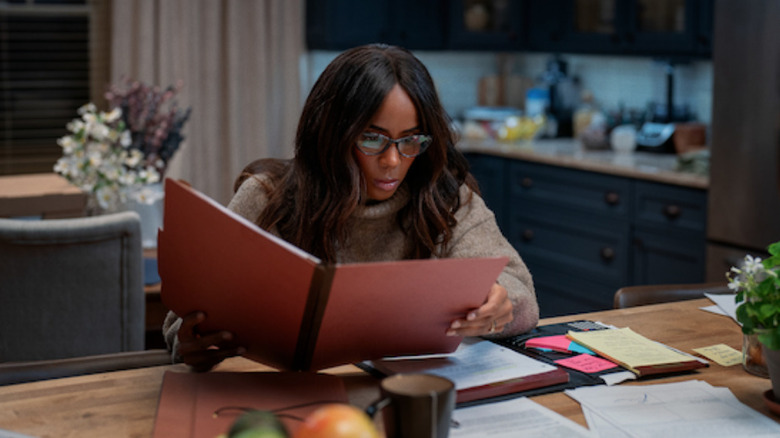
[163,175,539,359]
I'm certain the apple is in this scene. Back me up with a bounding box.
[293,404,379,438]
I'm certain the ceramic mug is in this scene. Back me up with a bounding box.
[366,373,455,438]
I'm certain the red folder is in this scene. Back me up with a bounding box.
[158,179,509,371]
[152,371,348,438]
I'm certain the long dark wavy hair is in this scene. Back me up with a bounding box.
[253,44,478,262]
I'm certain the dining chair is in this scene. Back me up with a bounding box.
[0,211,148,362]
[0,349,172,386]
[613,281,731,309]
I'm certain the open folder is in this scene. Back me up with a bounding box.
[158,179,509,371]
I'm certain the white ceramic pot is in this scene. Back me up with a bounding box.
[122,183,164,249]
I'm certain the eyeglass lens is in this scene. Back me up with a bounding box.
[356,133,431,157]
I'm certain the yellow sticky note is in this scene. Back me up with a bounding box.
[693,344,742,367]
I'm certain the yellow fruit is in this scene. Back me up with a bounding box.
[293,404,379,438]
[227,410,289,438]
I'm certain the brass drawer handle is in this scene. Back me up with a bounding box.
[522,229,534,241]
[663,204,681,219]
[600,247,616,261]
[604,191,620,205]
[521,177,533,188]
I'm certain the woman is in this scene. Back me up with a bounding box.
[164,44,538,371]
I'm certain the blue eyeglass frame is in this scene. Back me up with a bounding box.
[355,132,432,158]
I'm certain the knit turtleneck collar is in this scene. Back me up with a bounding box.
[352,184,410,220]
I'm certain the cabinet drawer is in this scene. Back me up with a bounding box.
[464,153,507,230]
[531,264,619,318]
[634,181,707,232]
[509,210,630,286]
[632,228,706,285]
[509,161,631,219]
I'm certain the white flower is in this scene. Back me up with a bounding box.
[77,103,96,115]
[743,255,763,275]
[103,107,122,123]
[66,119,85,133]
[90,123,111,141]
[143,167,161,184]
[53,157,70,175]
[125,149,144,167]
[95,185,118,210]
[120,130,132,147]
[57,136,78,154]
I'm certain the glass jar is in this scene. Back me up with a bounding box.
[743,333,770,378]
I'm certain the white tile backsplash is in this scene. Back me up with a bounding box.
[303,50,712,126]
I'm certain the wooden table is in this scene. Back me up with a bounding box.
[0,299,774,437]
[0,173,86,218]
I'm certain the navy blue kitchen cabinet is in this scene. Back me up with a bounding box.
[526,0,713,58]
[463,153,508,233]
[305,0,446,50]
[632,180,707,284]
[465,154,707,317]
[448,0,528,50]
[306,0,713,58]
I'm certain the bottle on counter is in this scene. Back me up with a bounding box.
[574,91,610,150]
[573,90,598,139]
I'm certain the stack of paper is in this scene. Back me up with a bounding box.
[449,397,592,438]
[566,380,780,438]
[368,338,569,403]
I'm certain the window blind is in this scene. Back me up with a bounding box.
[0,0,91,175]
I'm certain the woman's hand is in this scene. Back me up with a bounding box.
[177,311,246,372]
[447,283,514,337]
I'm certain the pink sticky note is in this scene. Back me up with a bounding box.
[526,335,574,352]
[554,354,619,373]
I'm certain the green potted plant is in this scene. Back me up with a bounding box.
[730,241,780,400]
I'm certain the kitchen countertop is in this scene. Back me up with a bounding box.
[459,138,709,190]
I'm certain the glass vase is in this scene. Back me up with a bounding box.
[743,333,770,378]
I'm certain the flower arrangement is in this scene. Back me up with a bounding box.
[54,79,190,213]
[54,103,161,212]
[105,78,191,176]
[730,241,780,350]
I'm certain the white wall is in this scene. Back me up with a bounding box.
[302,50,713,126]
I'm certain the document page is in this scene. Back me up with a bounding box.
[566,380,780,438]
[703,292,739,324]
[419,338,558,390]
[376,338,558,390]
[450,397,593,437]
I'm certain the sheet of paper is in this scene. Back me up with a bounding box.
[700,304,726,316]
[567,327,694,369]
[704,293,739,324]
[449,397,593,438]
[0,429,34,438]
[693,344,742,367]
[566,380,780,438]
[600,371,636,386]
[402,338,558,391]
[555,354,619,373]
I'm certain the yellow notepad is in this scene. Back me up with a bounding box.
[566,327,706,376]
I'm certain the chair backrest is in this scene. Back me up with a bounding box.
[0,211,145,362]
[613,282,731,309]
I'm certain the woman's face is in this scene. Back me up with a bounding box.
[354,84,419,202]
